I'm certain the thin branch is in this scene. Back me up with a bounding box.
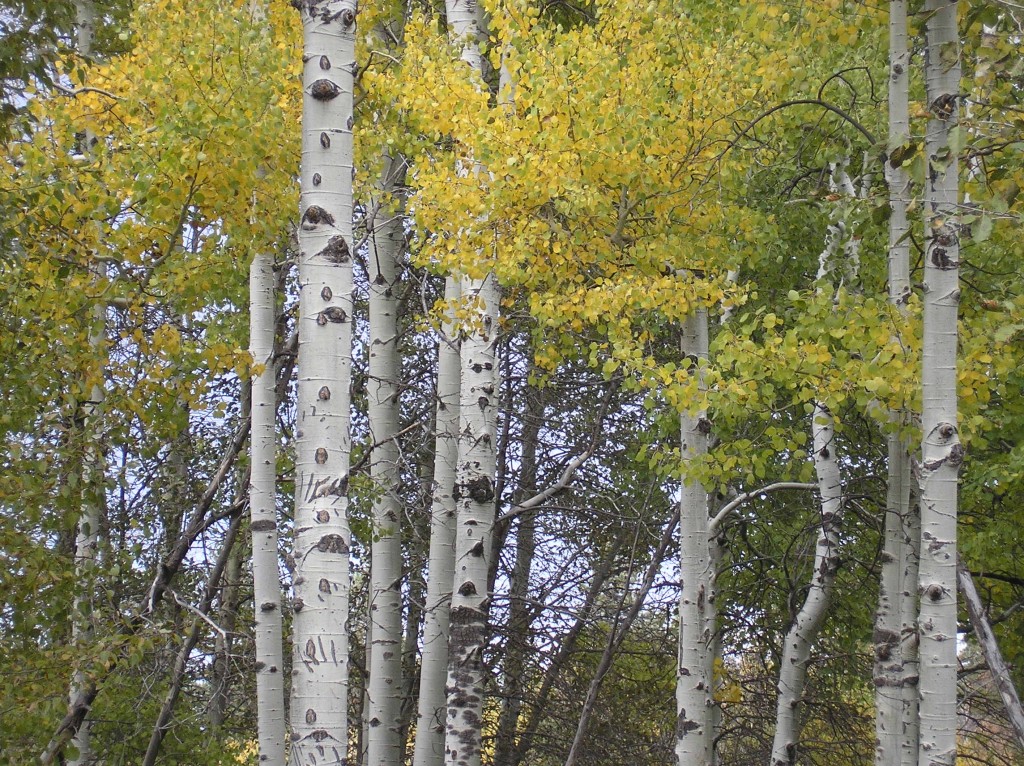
[707,482,818,537]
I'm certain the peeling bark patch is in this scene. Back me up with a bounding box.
[302,205,334,228]
[320,235,351,263]
[251,519,276,532]
[310,78,340,101]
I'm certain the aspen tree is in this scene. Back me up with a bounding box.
[250,229,286,765]
[365,152,406,766]
[676,304,714,766]
[917,2,961,764]
[770,160,860,766]
[291,1,358,762]
[69,3,102,763]
[875,4,918,764]
[412,277,461,766]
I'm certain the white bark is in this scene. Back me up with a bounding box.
[413,277,462,766]
[772,160,859,764]
[365,155,405,766]
[676,307,713,766]
[918,3,961,764]
[250,250,286,765]
[770,405,844,766]
[900,491,921,766]
[441,3,500,765]
[876,4,915,763]
[444,271,499,766]
[291,2,357,762]
[69,2,101,763]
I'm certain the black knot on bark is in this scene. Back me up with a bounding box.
[458,581,477,597]
[302,205,334,228]
[465,476,494,503]
[930,93,957,120]
[310,78,341,101]
[318,306,348,325]
[340,8,355,26]
[320,235,351,263]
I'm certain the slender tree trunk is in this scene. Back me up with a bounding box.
[957,560,1024,749]
[291,2,358,762]
[900,492,921,765]
[69,2,101,763]
[564,511,679,766]
[412,277,461,766]
[875,4,916,763]
[209,527,244,731]
[771,165,856,764]
[770,404,844,766]
[493,384,544,766]
[917,3,961,764]
[141,509,246,766]
[366,154,406,766]
[251,244,287,764]
[440,2,500,764]
[676,307,713,766]
[445,270,499,766]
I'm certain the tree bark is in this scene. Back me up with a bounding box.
[250,245,287,764]
[69,2,101,762]
[365,154,406,766]
[769,404,844,766]
[676,306,714,766]
[412,278,462,766]
[917,3,961,764]
[290,2,358,762]
[875,4,916,763]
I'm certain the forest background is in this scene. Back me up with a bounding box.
[1,0,1024,764]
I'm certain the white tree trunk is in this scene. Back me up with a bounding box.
[413,277,462,766]
[444,271,499,766]
[918,3,961,764]
[875,4,915,764]
[440,3,499,765]
[69,2,101,763]
[250,249,286,765]
[772,162,858,764]
[365,155,405,766]
[900,492,921,765]
[770,404,844,766]
[676,306,714,766]
[291,2,357,762]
